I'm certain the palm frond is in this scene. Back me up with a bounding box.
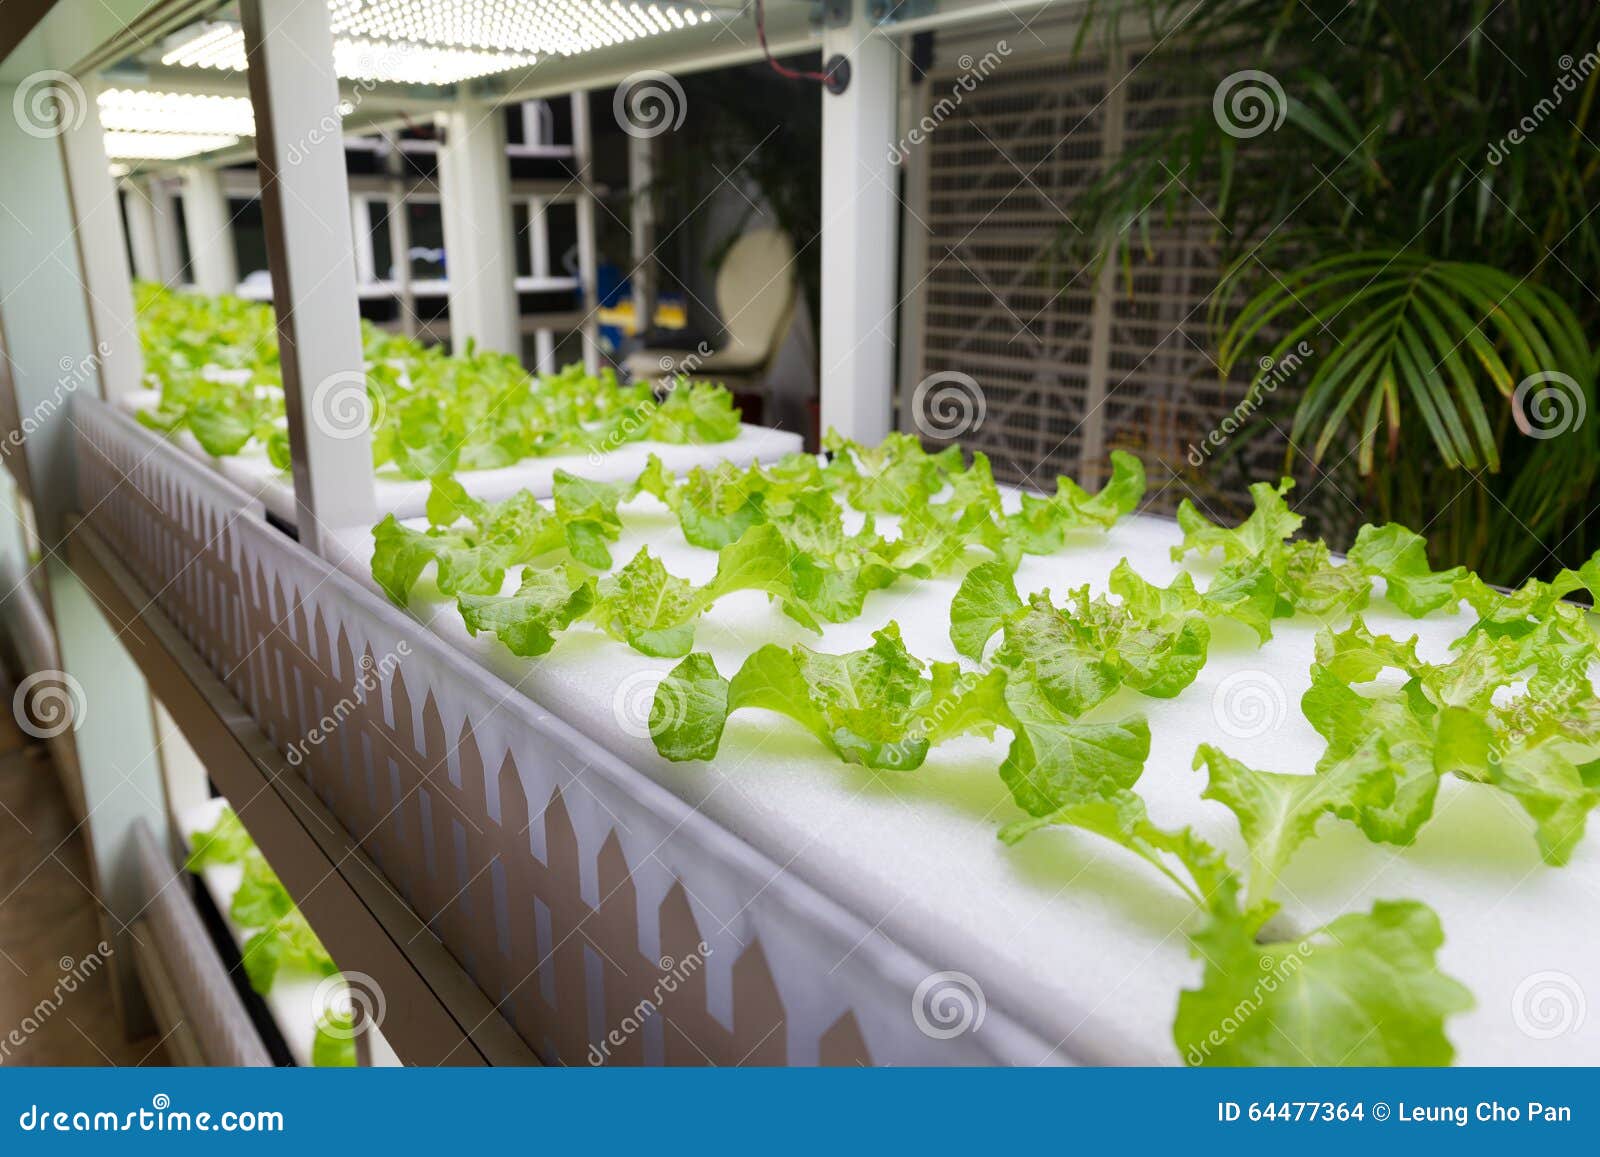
[1217,252,1592,475]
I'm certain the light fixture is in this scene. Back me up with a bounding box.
[103,131,241,159]
[98,89,257,137]
[159,0,719,86]
[161,26,538,84]
[159,21,242,70]
[336,39,539,85]
[326,0,709,55]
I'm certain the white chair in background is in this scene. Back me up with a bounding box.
[623,228,797,423]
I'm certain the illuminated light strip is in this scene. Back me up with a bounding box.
[328,0,708,53]
[162,27,538,84]
[160,1,715,83]
[103,130,241,159]
[98,88,257,136]
[159,21,241,69]
[336,39,538,84]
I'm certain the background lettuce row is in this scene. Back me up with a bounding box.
[134,283,742,473]
[186,808,354,1068]
[373,440,1148,661]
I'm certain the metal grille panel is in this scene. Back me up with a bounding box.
[906,22,1285,513]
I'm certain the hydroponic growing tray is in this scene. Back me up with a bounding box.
[76,394,1047,1066]
[331,489,1600,1067]
[181,796,401,1067]
[114,388,803,524]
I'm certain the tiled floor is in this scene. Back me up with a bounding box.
[0,701,166,1066]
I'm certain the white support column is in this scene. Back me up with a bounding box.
[529,195,557,372]
[533,331,557,374]
[59,79,144,401]
[381,133,418,338]
[0,102,97,540]
[1078,44,1127,488]
[820,3,900,443]
[571,91,601,374]
[0,83,165,1037]
[437,103,519,355]
[121,180,162,284]
[895,57,933,431]
[241,0,377,551]
[179,165,239,295]
[628,132,657,336]
[146,177,185,285]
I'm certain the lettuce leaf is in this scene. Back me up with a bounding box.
[1000,790,1470,1068]
[1005,450,1145,554]
[457,566,597,657]
[185,807,253,870]
[1193,743,1394,907]
[1176,899,1472,1066]
[1303,615,1600,863]
[1347,523,1469,616]
[649,624,1004,770]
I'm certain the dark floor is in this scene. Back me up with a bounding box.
[0,694,165,1066]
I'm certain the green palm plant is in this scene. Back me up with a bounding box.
[1066,0,1600,582]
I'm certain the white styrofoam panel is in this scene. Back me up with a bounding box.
[331,488,1600,1067]
[116,389,803,523]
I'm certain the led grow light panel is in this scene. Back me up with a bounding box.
[329,0,712,55]
[99,88,257,136]
[99,88,254,160]
[161,25,539,85]
[104,130,241,159]
[159,0,718,86]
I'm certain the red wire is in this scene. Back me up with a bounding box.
[755,0,833,83]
